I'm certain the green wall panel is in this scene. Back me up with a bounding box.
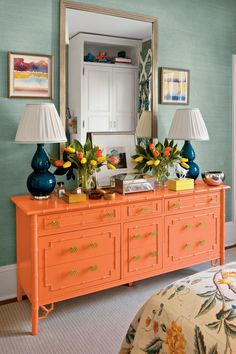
[0,0,235,266]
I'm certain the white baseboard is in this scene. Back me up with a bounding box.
[0,264,17,301]
[225,221,236,247]
[0,221,235,302]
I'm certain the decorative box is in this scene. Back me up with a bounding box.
[167,178,194,191]
[113,173,156,194]
[63,192,87,203]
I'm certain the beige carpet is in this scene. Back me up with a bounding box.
[0,248,235,354]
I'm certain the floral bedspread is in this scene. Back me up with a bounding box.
[119,263,236,354]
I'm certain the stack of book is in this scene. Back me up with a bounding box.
[112,57,132,64]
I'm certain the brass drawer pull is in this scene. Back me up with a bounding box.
[139,207,150,213]
[105,211,115,218]
[134,234,141,240]
[150,251,157,257]
[199,221,207,227]
[185,224,193,230]
[210,196,217,203]
[49,220,60,227]
[172,202,180,209]
[68,246,78,253]
[89,242,98,249]
[133,255,141,261]
[199,240,206,246]
[149,231,156,237]
[90,264,98,271]
[185,243,192,249]
[68,269,78,276]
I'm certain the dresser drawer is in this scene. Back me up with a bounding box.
[164,192,220,214]
[124,219,161,250]
[123,200,162,220]
[38,206,121,235]
[40,253,120,296]
[124,217,163,276]
[164,208,220,265]
[39,225,120,268]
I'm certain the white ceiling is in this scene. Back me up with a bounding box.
[66,9,152,40]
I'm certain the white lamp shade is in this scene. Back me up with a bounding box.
[136,111,152,137]
[15,103,67,143]
[167,108,209,141]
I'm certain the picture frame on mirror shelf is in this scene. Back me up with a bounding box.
[88,132,136,188]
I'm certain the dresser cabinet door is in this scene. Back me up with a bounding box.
[123,217,163,277]
[164,208,220,266]
[39,225,120,299]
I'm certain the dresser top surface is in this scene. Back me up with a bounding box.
[11,180,229,215]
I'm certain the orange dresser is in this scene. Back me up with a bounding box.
[11,181,229,335]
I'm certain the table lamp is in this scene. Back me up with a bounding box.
[167,108,209,179]
[15,103,67,199]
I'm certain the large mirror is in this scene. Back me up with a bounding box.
[60,0,158,143]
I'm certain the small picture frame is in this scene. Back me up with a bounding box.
[89,132,136,188]
[160,67,190,105]
[8,52,53,98]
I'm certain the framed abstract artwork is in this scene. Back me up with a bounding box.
[89,132,136,188]
[8,52,53,98]
[160,67,190,105]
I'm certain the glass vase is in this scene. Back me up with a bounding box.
[78,169,95,194]
[153,164,169,188]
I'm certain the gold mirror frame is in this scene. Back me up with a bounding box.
[60,0,158,138]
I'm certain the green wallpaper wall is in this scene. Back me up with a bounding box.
[0,0,235,266]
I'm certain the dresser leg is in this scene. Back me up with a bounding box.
[32,305,39,336]
[211,259,219,267]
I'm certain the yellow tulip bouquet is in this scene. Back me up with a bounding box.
[51,139,118,191]
[132,139,189,185]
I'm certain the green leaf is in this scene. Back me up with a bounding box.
[135,163,146,171]
[54,168,67,176]
[73,139,83,150]
[143,165,150,173]
[143,337,163,353]
[206,321,221,330]
[216,309,232,320]
[176,285,185,292]
[197,290,216,298]
[195,295,216,318]
[226,310,236,321]
[136,145,147,155]
[208,344,218,354]
[215,292,234,302]
[158,303,164,316]
[125,324,136,345]
[160,324,166,332]
[224,321,236,337]
[194,326,206,354]
[168,292,175,300]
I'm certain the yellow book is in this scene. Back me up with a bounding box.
[168,178,194,191]
[63,192,87,203]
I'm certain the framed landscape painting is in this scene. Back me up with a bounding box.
[160,67,189,105]
[8,52,53,98]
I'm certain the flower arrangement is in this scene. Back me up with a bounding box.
[51,139,118,191]
[132,139,189,184]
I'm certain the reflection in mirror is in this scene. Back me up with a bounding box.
[60,2,158,143]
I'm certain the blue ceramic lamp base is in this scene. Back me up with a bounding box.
[181,140,199,180]
[27,144,56,199]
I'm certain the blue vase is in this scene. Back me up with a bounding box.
[181,140,199,180]
[27,144,56,199]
